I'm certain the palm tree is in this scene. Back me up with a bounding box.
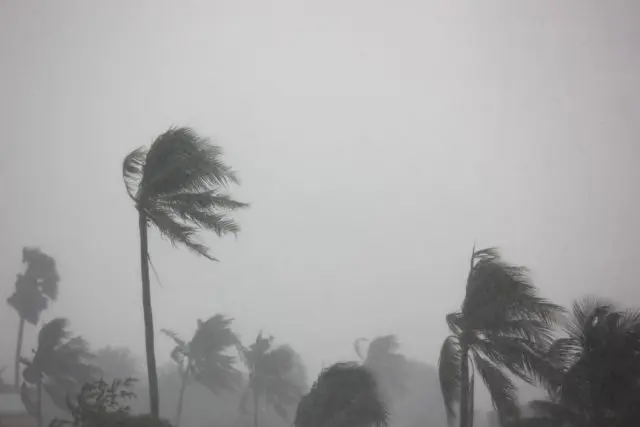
[239,333,307,427]
[438,247,562,427]
[295,362,388,427]
[122,127,248,418]
[162,314,242,427]
[354,335,408,403]
[20,318,97,427]
[514,297,640,427]
[7,247,60,389]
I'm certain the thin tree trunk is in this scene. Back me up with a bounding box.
[14,316,25,389]
[253,389,259,427]
[459,341,470,427]
[37,376,42,427]
[139,211,159,419]
[175,361,188,427]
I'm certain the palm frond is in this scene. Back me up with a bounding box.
[438,335,461,425]
[161,329,186,348]
[165,190,248,212]
[473,353,520,423]
[38,318,71,351]
[566,296,613,339]
[145,208,216,260]
[122,147,147,201]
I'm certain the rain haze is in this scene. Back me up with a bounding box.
[1,1,640,427]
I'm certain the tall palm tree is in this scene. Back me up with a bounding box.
[438,247,562,427]
[20,318,97,427]
[295,362,388,427]
[514,297,640,427]
[354,335,408,403]
[162,314,242,427]
[122,127,248,418]
[239,333,307,427]
[7,247,60,389]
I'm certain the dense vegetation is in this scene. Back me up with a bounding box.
[4,127,639,427]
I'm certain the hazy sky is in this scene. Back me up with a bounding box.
[1,0,639,399]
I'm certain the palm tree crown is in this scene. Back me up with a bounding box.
[355,335,408,403]
[439,247,562,427]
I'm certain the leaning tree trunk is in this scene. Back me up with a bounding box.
[459,341,470,427]
[253,389,259,427]
[139,211,159,419]
[36,376,43,427]
[174,361,189,427]
[14,316,25,389]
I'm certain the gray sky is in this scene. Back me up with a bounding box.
[1,0,639,398]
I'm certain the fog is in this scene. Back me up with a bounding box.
[1,1,639,427]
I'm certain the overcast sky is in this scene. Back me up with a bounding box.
[1,0,639,401]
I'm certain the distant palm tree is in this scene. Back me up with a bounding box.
[162,315,242,427]
[295,362,388,427]
[438,247,562,427]
[7,248,60,389]
[239,333,306,427]
[354,335,408,403]
[122,127,248,418]
[514,297,640,427]
[20,318,97,427]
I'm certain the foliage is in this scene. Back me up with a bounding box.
[122,127,249,260]
[295,362,388,427]
[355,335,408,403]
[93,347,140,383]
[438,247,562,427]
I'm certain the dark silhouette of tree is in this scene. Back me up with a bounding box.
[7,247,60,389]
[121,127,248,419]
[239,333,306,427]
[438,247,561,427]
[20,318,98,427]
[354,335,408,403]
[514,297,640,427]
[295,362,388,427]
[162,314,242,427]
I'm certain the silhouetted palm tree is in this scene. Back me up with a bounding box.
[122,127,248,418]
[295,362,388,427]
[438,247,562,427]
[20,318,97,427]
[514,297,640,427]
[354,335,408,403]
[162,314,242,427]
[7,247,60,389]
[239,333,306,427]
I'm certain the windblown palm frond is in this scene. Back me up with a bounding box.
[439,336,461,425]
[122,127,248,260]
[295,362,388,427]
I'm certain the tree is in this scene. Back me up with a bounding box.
[438,247,562,427]
[239,333,307,427]
[122,127,248,418]
[354,335,408,403]
[514,297,640,427]
[7,247,60,389]
[93,347,140,383]
[20,318,98,427]
[295,362,388,427]
[162,314,242,427]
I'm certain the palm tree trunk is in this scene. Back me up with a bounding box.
[139,210,159,419]
[36,376,43,427]
[174,361,188,427]
[253,389,259,427]
[14,316,25,389]
[459,341,470,427]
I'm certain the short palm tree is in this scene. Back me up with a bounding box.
[515,297,640,427]
[239,333,307,427]
[438,247,562,427]
[7,247,60,389]
[122,127,248,418]
[295,362,388,427]
[20,318,97,427]
[354,335,408,403]
[162,314,242,427]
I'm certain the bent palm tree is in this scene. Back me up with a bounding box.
[438,247,562,427]
[515,297,640,427]
[7,247,60,389]
[20,318,97,427]
[295,362,388,427]
[239,333,306,427]
[122,127,248,418]
[354,335,408,403]
[162,315,242,427]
